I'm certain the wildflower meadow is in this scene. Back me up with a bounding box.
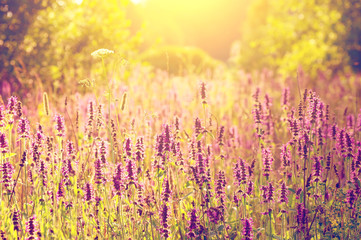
[0,59,360,239]
[1,0,361,239]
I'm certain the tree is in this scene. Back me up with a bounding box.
[1,0,141,99]
[238,0,350,77]
[0,0,53,98]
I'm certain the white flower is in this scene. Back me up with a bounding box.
[91,48,114,58]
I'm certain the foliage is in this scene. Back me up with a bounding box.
[0,0,54,97]
[1,0,141,99]
[333,0,361,72]
[238,0,352,77]
[139,45,223,75]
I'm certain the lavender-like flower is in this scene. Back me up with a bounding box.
[194,117,202,136]
[234,158,247,185]
[280,144,291,169]
[94,158,104,185]
[54,114,65,137]
[155,134,164,158]
[218,126,225,146]
[17,117,30,139]
[347,189,356,209]
[159,203,170,239]
[16,101,23,118]
[242,218,254,240]
[0,132,9,153]
[215,170,226,217]
[95,104,103,129]
[247,181,254,196]
[66,140,75,156]
[57,180,65,200]
[0,106,5,127]
[207,207,222,224]
[39,159,47,187]
[1,161,14,193]
[163,124,172,152]
[296,203,308,232]
[26,215,39,240]
[86,100,94,138]
[279,181,288,204]
[123,138,132,158]
[312,156,322,182]
[281,87,290,110]
[12,210,21,232]
[84,182,94,202]
[162,177,171,202]
[262,147,273,178]
[187,207,199,238]
[200,82,207,104]
[317,128,324,146]
[135,137,144,163]
[99,140,108,164]
[125,157,137,187]
[113,163,124,197]
[7,96,18,115]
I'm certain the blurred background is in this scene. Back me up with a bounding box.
[0,0,360,100]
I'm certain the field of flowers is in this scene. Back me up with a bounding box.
[0,60,360,240]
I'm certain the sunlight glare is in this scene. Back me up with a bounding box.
[130,0,147,5]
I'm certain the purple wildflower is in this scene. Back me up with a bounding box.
[347,189,357,209]
[125,157,137,187]
[163,124,172,152]
[0,106,5,127]
[280,144,291,168]
[16,101,22,118]
[26,215,39,240]
[84,182,94,202]
[159,203,170,239]
[57,180,65,200]
[242,218,254,240]
[17,117,30,139]
[94,158,104,185]
[200,81,207,104]
[218,126,225,146]
[1,162,14,193]
[162,177,171,203]
[124,138,132,158]
[155,134,164,158]
[279,181,288,204]
[281,87,290,109]
[7,96,17,114]
[234,158,247,185]
[215,170,226,217]
[0,132,9,153]
[135,137,144,163]
[86,100,94,138]
[187,208,200,238]
[247,181,254,196]
[113,163,125,197]
[54,114,65,137]
[207,207,222,224]
[66,140,75,156]
[39,159,47,187]
[12,210,21,231]
[312,156,322,182]
[262,147,273,178]
[194,117,202,136]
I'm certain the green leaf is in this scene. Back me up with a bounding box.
[180,191,194,201]
[196,132,204,141]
